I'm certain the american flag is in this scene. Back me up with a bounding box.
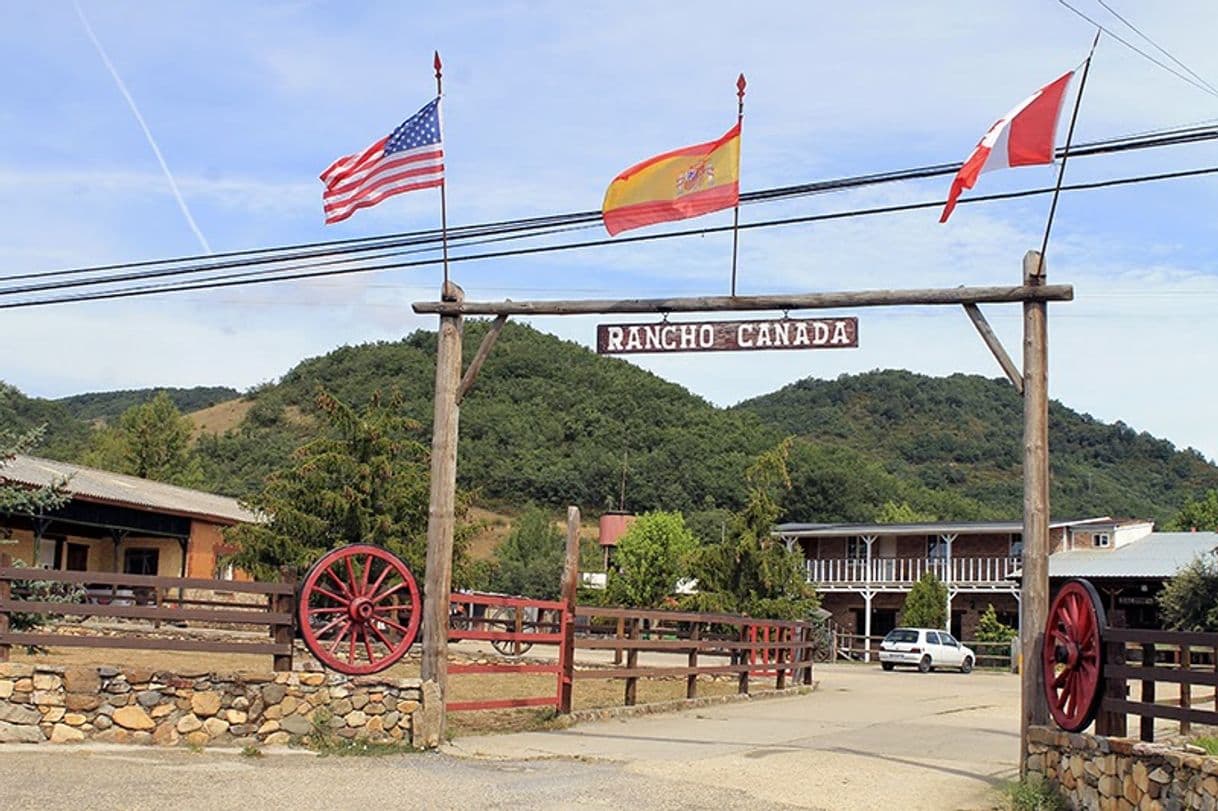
[320,98,444,224]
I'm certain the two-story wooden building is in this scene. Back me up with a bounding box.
[1,454,256,580]
[774,517,1113,645]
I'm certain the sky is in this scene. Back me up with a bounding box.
[3,1,1218,462]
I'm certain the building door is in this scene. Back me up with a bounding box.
[123,548,159,576]
[873,610,897,638]
[65,543,89,572]
[951,610,965,640]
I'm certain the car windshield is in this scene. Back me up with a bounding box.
[884,629,919,644]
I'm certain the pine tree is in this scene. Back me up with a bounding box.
[901,572,948,628]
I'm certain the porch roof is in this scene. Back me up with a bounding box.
[773,517,1109,539]
[2,454,258,526]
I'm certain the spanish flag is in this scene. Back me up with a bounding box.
[602,122,742,236]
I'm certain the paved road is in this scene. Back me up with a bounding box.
[0,664,1019,810]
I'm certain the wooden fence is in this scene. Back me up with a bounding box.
[0,554,297,671]
[572,606,817,706]
[831,632,1015,670]
[1096,627,1218,742]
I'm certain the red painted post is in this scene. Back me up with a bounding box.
[776,626,787,690]
[737,623,750,695]
[558,507,580,714]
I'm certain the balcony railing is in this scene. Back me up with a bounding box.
[805,556,1021,587]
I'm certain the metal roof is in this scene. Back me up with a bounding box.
[2,454,258,525]
[1048,532,1218,579]
[773,518,1109,538]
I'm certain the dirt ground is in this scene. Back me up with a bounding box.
[11,644,742,735]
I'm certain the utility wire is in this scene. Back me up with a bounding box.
[3,121,1218,297]
[5,163,1217,311]
[1057,0,1218,100]
[1093,0,1218,97]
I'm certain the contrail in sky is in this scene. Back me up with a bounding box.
[74,1,212,254]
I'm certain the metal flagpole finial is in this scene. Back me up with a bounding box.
[434,51,443,94]
[736,73,746,115]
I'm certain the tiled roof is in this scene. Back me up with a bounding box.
[1049,532,1218,579]
[2,454,257,525]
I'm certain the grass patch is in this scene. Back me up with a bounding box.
[1003,774,1066,811]
[240,744,263,759]
[1191,736,1218,755]
[299,709,418,758]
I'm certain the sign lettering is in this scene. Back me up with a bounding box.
[597,317,858,355]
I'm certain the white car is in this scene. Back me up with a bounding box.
[879,627,975,673]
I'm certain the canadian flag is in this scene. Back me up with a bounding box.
[940,70,1077,222]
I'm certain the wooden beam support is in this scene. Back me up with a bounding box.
[456,314,507,406]
[558,505,580,714]
[413,284,1074,317]
[963,303,1024,395]
[1020,250,1051,773]
[421,281,464,738]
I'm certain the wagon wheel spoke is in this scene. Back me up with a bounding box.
[368,622,398,650]
[372,581,407,604]
[312,585,348,605]
[312,615,347,639]
[325,567,353,598]
[367,565,392,603]
[328,622,351,654]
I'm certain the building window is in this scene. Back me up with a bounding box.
[846,537,869,560]
[123,548,160,576]
[1093,533,1110,548]
[927,537,948,559]
[65,543,89,572]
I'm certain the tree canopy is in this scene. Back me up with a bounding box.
[606,511,697,608]
[82,391,204,487]
[224,391,470,584]
[901,573,948,629]
[1158,553,1218,632]
[1164,489,1218,532]
[486,505,565,600]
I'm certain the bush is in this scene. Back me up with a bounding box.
[1158,553,1218,632]
[606,511,697,608]
[976,603,1017,644]
[901,573,947,629]
[1004,774,1065,811]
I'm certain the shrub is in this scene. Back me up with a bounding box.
[976,603,1017,644]
[901,573,947,629]
[1158,553,1218,632]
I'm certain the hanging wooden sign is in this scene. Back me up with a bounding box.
[596,317,858,355]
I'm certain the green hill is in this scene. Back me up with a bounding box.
[56,386,239,423]
[734,369,1218,523]
[6,327,1216,528]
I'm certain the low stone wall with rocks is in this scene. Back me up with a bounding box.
[1025,725,1218,810]
[0,663,437,749]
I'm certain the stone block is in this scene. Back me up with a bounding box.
[263,705,283,721]
[350,694,369,711]
[331,699,353,716]
[256,720,279,735]
[344,710,367,728]
[279,714,312,736]
[61,667,99,694]
[383,711,400,730]
[186,731,209,748]
[0,664,34,678]
[124,668,154,685]
[1100,775,1123,797]
[136,691,163,708]
[0,721,44,743]
[63,713,87,727]
[150,704,174,719]
[202,717,229,738]
[1134,762,1150,793]
[152,723,179,747]
[263,731,290,746]
[260,684,286,705]
[64,694,102,712]
[396,700,420,715]
[96,728,132,745]
[32,673,60,691]
[0,703,41,725]
[96,666,119,679]
[280,696,299,716]
[14,678,33,693]
[0,681,14,700]
[93,714,112,731]
[300,674,325,686]
[32,691,63,707]
[226,710,247,724]
[191,692,222,718]
[113,706,155,731]
[50,723,84,744]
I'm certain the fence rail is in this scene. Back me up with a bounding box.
[1097,627,1218,741]
[573,606,817,706]
[0,555,297,671]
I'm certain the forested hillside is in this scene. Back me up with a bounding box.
[735,370,1218,522]
[57,386,239,423]
[6,325,1217,526]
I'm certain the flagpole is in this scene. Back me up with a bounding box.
[435,50,452,290]
[730,73,746,297]
[1037,30,1101,274]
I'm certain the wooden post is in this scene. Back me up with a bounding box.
[513,605,524,657]
[1140,642,1156,742]
[421,281,464,731]
[1020,249,1051,771]
[804,626,815,685]
[272,565,296,673]
[0,553,10,663]
[686,623,701,699]
[558,506,580,714]
[776,626,787,690]
[614,616,625,665]
[1180,644,1191,736]
[624,617,639,706]
[1096,639,1127,737]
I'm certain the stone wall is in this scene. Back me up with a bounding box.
[0,663,433,749]
[1025,725,1218,810]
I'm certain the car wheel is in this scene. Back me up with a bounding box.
[918,655,932,673]
[881,662,894,671]
[960,657,974,674]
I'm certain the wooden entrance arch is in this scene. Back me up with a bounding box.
[412,250,1069,762]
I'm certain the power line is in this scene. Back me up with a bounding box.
[4,121,1218,298]
[1057,0,1218,100]
[1093,0,1218,97]
[5,163,1217,311]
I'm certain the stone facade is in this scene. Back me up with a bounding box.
[0,663,430,749]
[1025,725,1218,810]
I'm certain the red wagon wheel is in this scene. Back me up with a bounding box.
[1042,579,1106,732]
[298,544,421,675]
